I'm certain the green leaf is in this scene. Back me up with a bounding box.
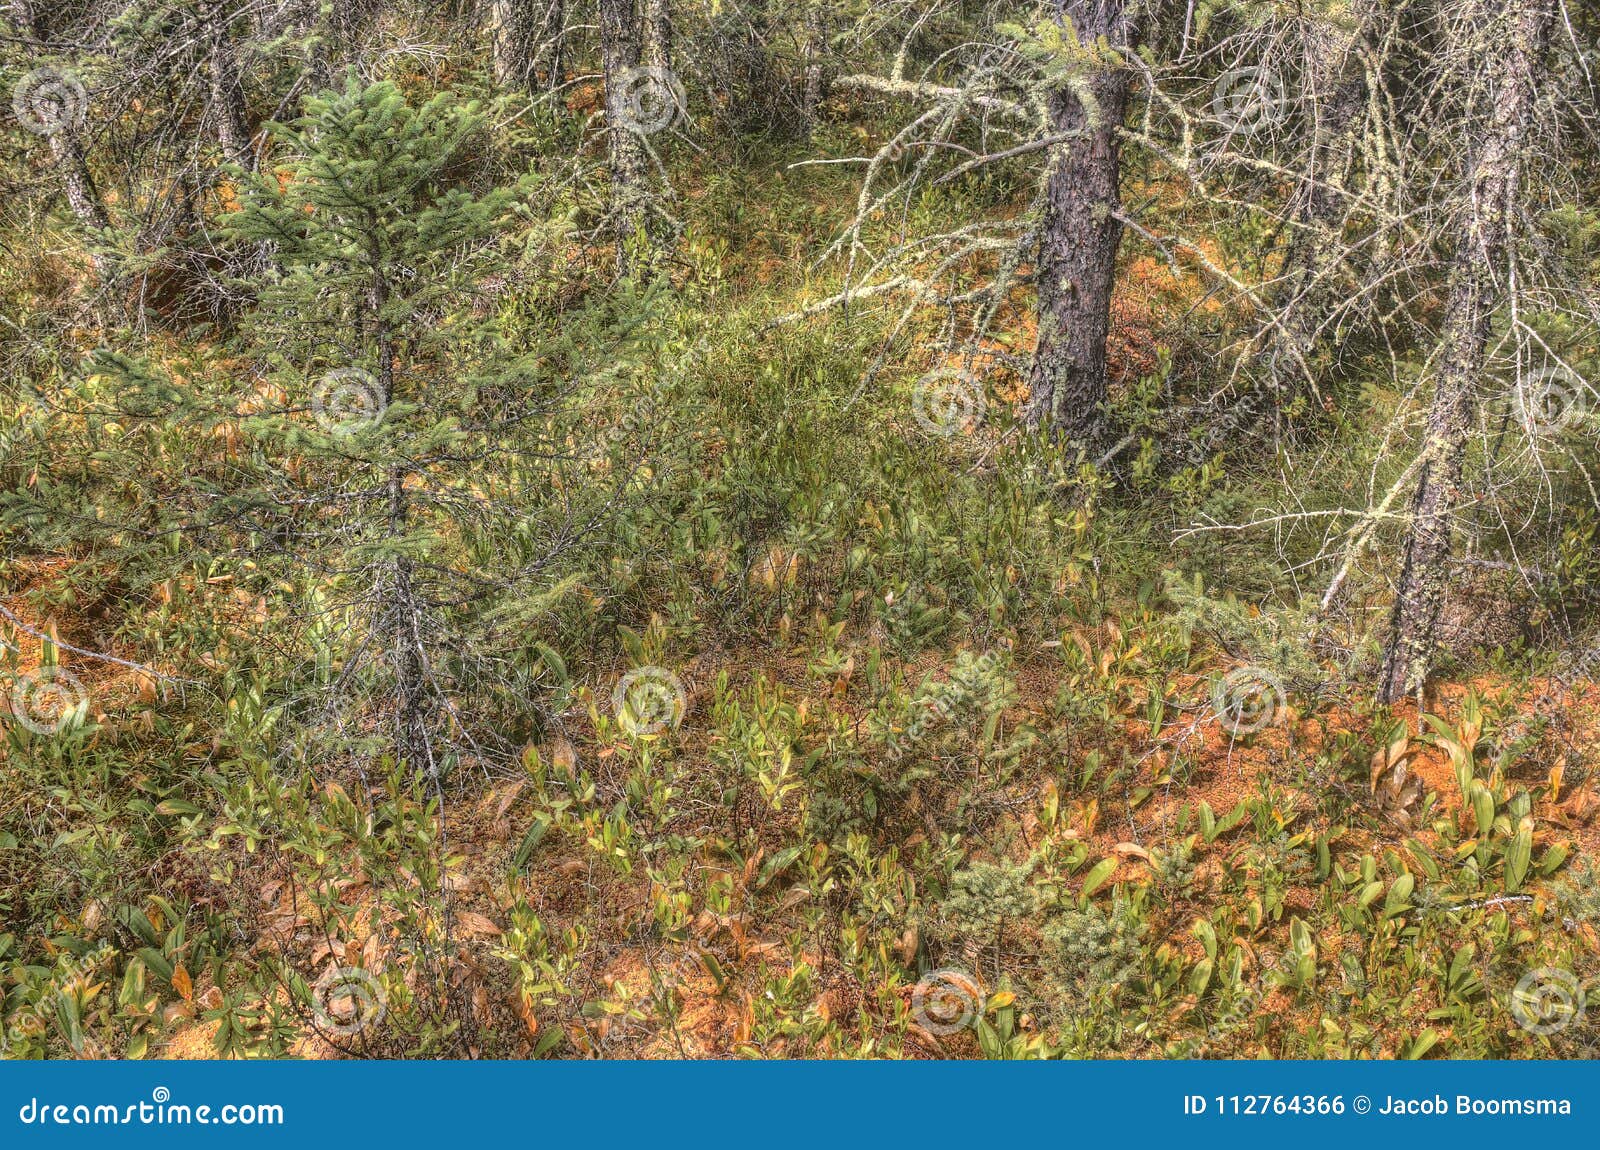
[1079,857,1118,901]
[117,907,162,949]
[757,845,804,888]
[1540,841,1570,876]
[1471,783,1496,838]
[1505,824,1533,892]
[511,814,551,873]
[1403,1028,1441,1059]
[1383,873,1415,919]
[136,947,174,983]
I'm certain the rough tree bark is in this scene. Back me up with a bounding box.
[534,0,565,88]
[10,0,115,282]
[1024,0,1135,445]
[599,0,653,278]
[643,0,672,72]
[204,0,255,170]
[1376,0,1555,703]
[490,0,568,90]
[802,0,829,133]
[1267,5,1373,408]
[489,0,531,88]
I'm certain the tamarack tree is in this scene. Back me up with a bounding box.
[1376,0,1561,702]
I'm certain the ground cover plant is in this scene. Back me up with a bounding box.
[3,0,1600,1061]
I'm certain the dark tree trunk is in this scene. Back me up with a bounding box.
[1025,0,1133,444]
[10,0,115,282]
[599,0,652,277]
[489,0,532,88]
[534,0,565,88]
[802,0,829,134]
[1377,0,1554,703]
[204,0,255,170]
[371,262,429,769]
[643,0,672,72]
[1268,8,1371,408]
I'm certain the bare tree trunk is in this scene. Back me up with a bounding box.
[371,262,429,769]
[11,0,114,283]
[489,0,531,88]
[1024,1,1133,444]
[802,0,829,134]
[599,0,653,278]
[643,0,672,72]
[204,0,255,170]
[1267,7,1372,409]
[534,0,565,88]
[1377,0,1554,704]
